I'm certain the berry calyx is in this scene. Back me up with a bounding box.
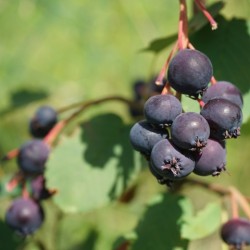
[171,112,210,151]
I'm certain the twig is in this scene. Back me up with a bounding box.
[155,41,178,86]
[194,0,218,30]
[182,178,250,220]
[229,187,250,220]
[230,190,239,219]
[211,76,217,85]
[1,148,19,162]
[178,0,189,49]
[46,96,135,146]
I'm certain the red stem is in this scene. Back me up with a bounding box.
[44,120,66,146]
[188,42,195,50]
[197,98,205,108]
[161,84,173,95]
[6,172,24,192]
[156,41,178,86]
[21,182,30,199]
[1,148,19,162]
[194,0,218,30]
[178,0,189,50]
[230,187,250,220]
[211,76,217,85]
[230,191,239,219]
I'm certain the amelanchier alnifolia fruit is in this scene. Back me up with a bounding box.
[150,139,195,181]
[220,218,250,249]
[202,81,243,108]
[17,140,50,175]
[193,139,226,176]
[129,120,168,157]
[167,49,213,96]
[29,105,58,138]
[200,98,242,140]
[171,112,210,151]
[144,94,182,126]
[31,175,52,201]
[5,197,44,236]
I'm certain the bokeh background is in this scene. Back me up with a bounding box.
[0,0,249,249]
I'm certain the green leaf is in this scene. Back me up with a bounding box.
[181,202,222,240]
[58,204,138,250]
[141,34,177,53]
[0,219,21,249]
[46,113,142,213]
[190,15,250,122]
[142,2,225,53]
[128,193,192,250]
[181,95,201,113]
[57,214,97,250]
[242,90,250,123]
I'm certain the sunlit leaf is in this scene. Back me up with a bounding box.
[181,202,222,240]
[46,113,142,213]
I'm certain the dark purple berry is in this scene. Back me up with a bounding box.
[150,139,195,180]
[17,140,50,175]
[129,120,168,157]
[221,218,250,250]
[202,81,243,108]
[144,94,182,127]
[31,175,52,200]
[29,106,58,138]
[132,80,147,101]
[193,139,226,176]
[5,197,44,236]
[171,112,210,151]
[167,49,213,96]
[200,98,242,140]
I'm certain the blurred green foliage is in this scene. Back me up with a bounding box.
[0,0,250,249]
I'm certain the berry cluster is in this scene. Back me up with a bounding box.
[130,48,243,184]
[4,106,58,236]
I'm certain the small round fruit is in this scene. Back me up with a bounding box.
[200,98,242,140]
[5,197,44,236]
[17,140,50,175]
[167,49,213,96]
[150,139,195,180]
[171,112,210,151]
[193,139,226,176]
[29,106,58,138]
[221,218,250,249]
[144,94,182,126]
[202,81,243,108]
[129,120,168,157]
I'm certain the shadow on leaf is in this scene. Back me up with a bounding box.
[0,219,22,249]
[0,88,48,116]
[113,193,189,250]
[71,229,99,250]
[191,15,250,94]
[80,113,142,199]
